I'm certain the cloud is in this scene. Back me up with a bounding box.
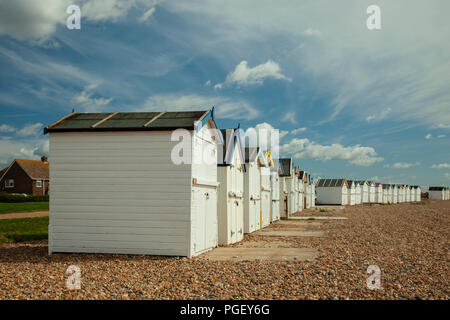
[290,127,307,135]
[425,134,432,140]
[138,7,155,22]
[383,162,420,169]
[366,108,392,123]
[142,93,259,120]
[430,163,450,169]
[204,80,211,86]
[16,123,43,137]
[437,134,446,138]
[303,28,322,36]
[0,137,49,167]
[280,111,297,125]
[217,60,291,88]
[279,138,384,166]
[164,1,450,128]
[0,0,159,44]
[72,85,113,112]
[0,124,16,133]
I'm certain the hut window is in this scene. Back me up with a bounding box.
[36,180,42,187]
[5,179,14,188]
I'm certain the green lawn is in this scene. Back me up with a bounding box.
[0,202,49,214]
[0,217,48,244]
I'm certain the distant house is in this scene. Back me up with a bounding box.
[0,157,49,195]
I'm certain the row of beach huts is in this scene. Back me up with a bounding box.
[43,109,449,258]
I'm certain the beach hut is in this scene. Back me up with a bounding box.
[374,183,383,203]
[264,150,279,223]
[358,180,369,203]
[217,128,245,245]
[244,147,263,233]
[296,167,304,212]
[278,159,288,218]
[316,178,348,205]
[260,151,272,228]
[415,186,422,201]
[382,184,389,203]
[270,168,281,222]
[392,184,398,204]
[353,181,362,204]
[398,184,405,203]
[347,180,356,205]
[428,186,445,200]
[45,110,222,257]
[280,158,297,217]
[305,173,312,209]
[310,178,316,207]
[368,181,376,203]
[405,185,411,202]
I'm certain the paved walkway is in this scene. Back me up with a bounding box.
[0,211,49,220]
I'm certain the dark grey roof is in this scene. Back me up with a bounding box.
[44,111,210,133]
[316,178,347,187]
[279,158,292,177]
[429,186,445,191]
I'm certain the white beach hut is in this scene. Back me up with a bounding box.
[353,181,362,204]
[358,181,369,203]
[374,183,383,203]
[45,110,222,257]
[406,185,411,202]
[316,179,349,205]
[428,186,445,200]
[382,184,389,204]
[280,158,297,217]
[347,180,356,206]
[278,159,288,218]
[392,184,398,204]
[296,168,304,212]
[270,168,281,222]
[415,186,422,201]
[260,151,272,229]
[368,181,376,203]
[217,128,245,245]
[310,178,316,208]
[244,147,263,233]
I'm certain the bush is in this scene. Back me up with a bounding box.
[0,193,49,203]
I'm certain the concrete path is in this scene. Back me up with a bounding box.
[202,247,318,261]
[0,211,49,220]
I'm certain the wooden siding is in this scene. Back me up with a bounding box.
[49,131,192,256]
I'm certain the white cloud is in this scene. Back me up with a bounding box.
[366,108,392,123]
[138,7,155,22]
[291,127,307,135]
[383,162,420,169]
[16,123,43,137]
[0,138,49,167]
[164,1,450,128]
[142,93,259,120]
[72,85,113,112]
[204,80,211,86]
[0,124,16,133]
[0,0,159,44]
[217,60,291,88]
[280,111,297,125]
[430,163,450,169]
[425,133,432,140]
[303,28,322,36]
[279,138,384,166]
[437,134,446,138]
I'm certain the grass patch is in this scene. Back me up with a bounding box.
[0,193,49,203]
[0,202,49,214]
[319,208,328,212]
[0,217,48,244]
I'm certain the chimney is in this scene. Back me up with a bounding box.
[41,156,48,164]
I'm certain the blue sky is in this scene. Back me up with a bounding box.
[0,0,449,188]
